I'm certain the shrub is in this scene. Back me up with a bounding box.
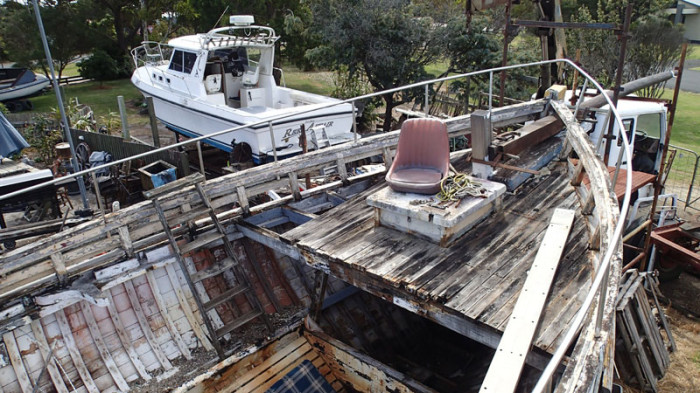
[78,50,122,86]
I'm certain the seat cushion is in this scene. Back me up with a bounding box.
[387,167,444,194]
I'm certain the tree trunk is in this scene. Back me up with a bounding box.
[113,11,126,52]
[382,93,394,132]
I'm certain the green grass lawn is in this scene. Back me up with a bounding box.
[663,89,700,153]
[282,66,335,96]
[687,44,700,61]
[27,79,147,127]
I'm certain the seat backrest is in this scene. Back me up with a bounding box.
[393,118,449,172]
[204,74,221,93]
[242,65,260,86]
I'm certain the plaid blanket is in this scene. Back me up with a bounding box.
[266,359,336,393]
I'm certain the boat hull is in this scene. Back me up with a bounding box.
[133,76,355,164]
[0,76,50,102]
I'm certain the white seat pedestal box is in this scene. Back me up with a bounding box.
[366,178,506,247]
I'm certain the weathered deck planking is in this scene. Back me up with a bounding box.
[282,159,593,358]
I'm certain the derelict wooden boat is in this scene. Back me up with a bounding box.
[0,70,626,392]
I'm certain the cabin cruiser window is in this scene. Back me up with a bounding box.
[169,50,198,74]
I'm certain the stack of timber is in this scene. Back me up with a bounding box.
[615,270,676,392]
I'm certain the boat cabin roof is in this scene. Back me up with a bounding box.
[168,25,279,52]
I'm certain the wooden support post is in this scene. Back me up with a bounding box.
[112,202,134,257]
[237,186,250,215]
[312,273,329,321]
[336,156,349,184]
[50,252,68,285]
[123,280,173,370]
[571,160,585,186]
[582,190,596,215]
[146,96,160,147]
[471,110,492,179]
[79,302,130,392]
[589,224,601,251]
[55,309,101,393]
[30,320,70,393]
[104,290,152,380]
[288,172,302,201]
[117,95,129,141]
[382,147,393,169]
[145,269,193,359]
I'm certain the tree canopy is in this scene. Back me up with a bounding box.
[307,0,453,131]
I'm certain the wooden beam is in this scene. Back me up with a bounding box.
[551,100,622,391]
[3,331,33,393]
[104,290,152,380]
[145,269,193,360]
[30,320,69,393]
[479,209,575,393]
[55,309,100,393]
[79,302,130,392]
[123,280,173,370]
[491,115,564,156]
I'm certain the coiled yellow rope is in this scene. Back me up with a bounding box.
[436,165,488,202]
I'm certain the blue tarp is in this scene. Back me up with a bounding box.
[0,112,29,157]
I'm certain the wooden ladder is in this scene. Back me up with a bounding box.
[152,181,272,358]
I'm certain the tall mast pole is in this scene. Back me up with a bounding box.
[31,0,90,210]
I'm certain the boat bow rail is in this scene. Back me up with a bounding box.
[131,41,173,67]
[0,59,636,393]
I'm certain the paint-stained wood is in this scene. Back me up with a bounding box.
[3,331,33,393]
[30,320,70,393]
[164,263,214,352]
[123,280,173,370]
[79,302,130,391]
[105,290,152,381]
[145,269,192,359]
[55,309,100,393]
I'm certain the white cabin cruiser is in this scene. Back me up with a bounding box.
[131,15,356,164]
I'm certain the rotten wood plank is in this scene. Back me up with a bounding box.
[145,269,193,360]
[30,320,70,393]
[55,309,100,393]
[105,289,152,381]
[79,302,130,392]
[3,331,33,393]
[123,280,173,370]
